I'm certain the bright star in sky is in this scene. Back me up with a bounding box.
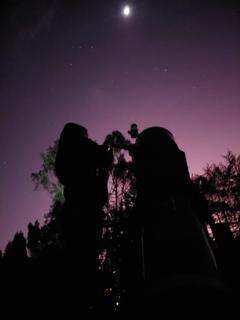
[122,5,131,17]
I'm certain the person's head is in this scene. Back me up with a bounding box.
[133,126,178,161]
[61,122,88,139]
[132,127,190,192]
[57,123,89,154]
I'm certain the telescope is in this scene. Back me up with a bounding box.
[112,142,134,151]
[103,123,139,152]
[112,123,139,151]
[128,123,139,139]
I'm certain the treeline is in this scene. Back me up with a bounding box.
[0,131,239,312]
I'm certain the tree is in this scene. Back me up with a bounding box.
[193,151,240,238]
[31,140,64,204]
[3,232,28,264]
[193,152,240,290]
[107,131,135,212]
[27,221,41,259]
[99,131,137,305]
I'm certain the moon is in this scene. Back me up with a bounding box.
[122,5,131,17]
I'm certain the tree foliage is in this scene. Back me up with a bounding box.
[31,140,64,204]
[193,151,240,237]
[3,232,28,264]
[1,135,240,312]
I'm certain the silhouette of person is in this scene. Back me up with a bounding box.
[54,122,112,310]
[124,126,225,314]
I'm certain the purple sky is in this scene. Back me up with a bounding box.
[0,0,240,250]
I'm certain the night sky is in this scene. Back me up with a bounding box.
[0,0,239,250]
